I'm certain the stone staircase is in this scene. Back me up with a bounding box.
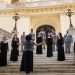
[33,50,75,73]
[0,49,75,73]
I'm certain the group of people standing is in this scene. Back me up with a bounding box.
[0,34,19,67]
[36,30,65,61]
[0,29,36,75]
[20,30,73,75]
[36,30,73,61]
[0,28,74,75]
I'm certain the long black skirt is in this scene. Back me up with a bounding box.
[36,45,42,54]
[0,51,7,66]
[47,45,53,57]
[57,47,65,61]
[20,51,33,73]
[74,42,75,53]
[10,48,19,61]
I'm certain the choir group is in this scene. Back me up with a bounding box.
[0,28,74,75]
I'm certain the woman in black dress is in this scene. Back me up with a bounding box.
[10,34,19,62]
[57,32,65,61]
[0,36,8,66]
[36,33,43,54]
[20,35,34,75]
[46,32,53,57]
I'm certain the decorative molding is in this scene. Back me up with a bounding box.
[0,3,75,16]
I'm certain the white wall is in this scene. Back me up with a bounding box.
[0,16,31,37]
[60,14,75,35]
[17,17,31,37]
[0,16,14,32]
[1,14,75,38]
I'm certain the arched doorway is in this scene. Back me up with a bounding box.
[36,24,55,38]
[34,24,56,72]
[36,24,55,54]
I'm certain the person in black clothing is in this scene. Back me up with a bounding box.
[57,32,65,61]
[36,33,43,54]
[0,36,8,66]
[46,31,53,57]
[74,42,75,53]
[10,34,19,62]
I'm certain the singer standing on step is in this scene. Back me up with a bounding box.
[10,34,19,62]
[57,32,65,61]
[36,33,43,54]
[46,31,53,57]
[20,35,34,75]
[0,36,8,66]
[40,29,46,50]
[64,32,73,53]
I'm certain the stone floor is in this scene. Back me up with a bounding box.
[1,73,75,75]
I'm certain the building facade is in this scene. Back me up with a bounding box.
[0,0,75,37]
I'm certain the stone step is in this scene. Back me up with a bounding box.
[5,51,75,73]
[34,61,75,65]
[34,69,75,73]
[1,73,75,75]
[0,63,75,73]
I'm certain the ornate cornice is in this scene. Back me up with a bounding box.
[0,3,75,16]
